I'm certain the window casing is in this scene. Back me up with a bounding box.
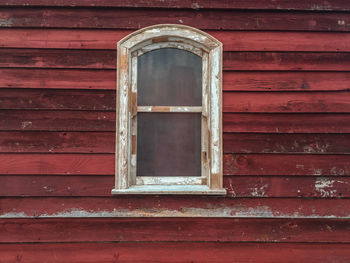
[112,24,224,194]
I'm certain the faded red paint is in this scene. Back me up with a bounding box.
[1,1,350,262]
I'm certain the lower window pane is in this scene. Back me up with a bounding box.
[137,113,201,177]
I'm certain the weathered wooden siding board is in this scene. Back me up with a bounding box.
[0,110,115,131]
[223,133,350,154]
[1,175,349,198]
[2,69,350,91]
[223,72,350,91]
[0,89,115,111]
[1,132,349,154]
[1,197,350,218]
[0,153,349,176]
[223,92,350,113]
[0,131,114,153]
[0,68,115,90]
[224,113,350,133]
[224,154,350,176]
[1,89,350,113]
[2,111,350,133]
[1,0,350,11]
[1,218,350,242]
[2,49,350,71]
[2,29,350,52]
[0,8,349,31]
[2,243,350,263]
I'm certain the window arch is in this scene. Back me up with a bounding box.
[112,24,224,194]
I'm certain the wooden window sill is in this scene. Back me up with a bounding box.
[111,185,226,195]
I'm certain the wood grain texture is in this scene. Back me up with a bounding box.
[223,92,350,113]
[0,49,115,69]
[1,0,349,11]
[0,110,115,131]
[2,29,350,52]
[0,89,115,111]
[1,132,349,154]
[1,175,349,198]
[2,197,350,218]
[224,113,350,133]
[2,89,350,113]
[1,49,350,71]
[224,154,350,176]
[1,243,350,263]
[0,8,349,31]
[223,52,350,71]
[1,218,350,242]
[223,133,350,154]
[0,68,115,90]
[0,131,114,153]
[223,72,350,91]
[3,69,350,91]
[0,153,349,176]
[0,153,113,175]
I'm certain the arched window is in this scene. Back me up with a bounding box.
[112,24,224,194]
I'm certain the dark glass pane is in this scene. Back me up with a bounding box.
[137,113,201,177]
[137,48,202,106]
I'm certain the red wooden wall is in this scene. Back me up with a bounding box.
[1,1,350,262]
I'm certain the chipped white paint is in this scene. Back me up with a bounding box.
[314,177,348,197]
[250,184,269,197]
[114,24,223,195]
[112,185,226,195]
[3,207,350,219]
[136,176,202,185]
[137,106,202,113]
[135,42,204,57]
[315,178,337,197]
[21,121,32,129]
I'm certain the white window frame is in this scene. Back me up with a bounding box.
[112,24,225,195]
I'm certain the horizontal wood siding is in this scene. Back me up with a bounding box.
[1,2,349,262]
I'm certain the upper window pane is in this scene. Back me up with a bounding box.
[137,48,202,106]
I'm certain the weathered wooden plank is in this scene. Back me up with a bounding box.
[0,49,115,69]
[224,133,350,154]
[1,175,349,198]
[2,89,350,113]
[0,89,115,111]
[2,29,350,52]
[0,153,349,176]
[223,72,350,91]
[225,176,350,198]
[1,132,349,154]
[0,131,114,153]
[1,111,350,133]
[224,154,350,176]
[0,67,123,90]
[1,243,350,263]
[1,0,349,11]
[1,218,350,242]
[224,113,350,133]
[223,92,350,113]
[223,52,350,71]
[0,8,349,31]
[0,110,115,131]
[0,153,113,175]
[0,68,115,90]
[2,69,350,91]
[1,49,350,71]
[1,197,350,218]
